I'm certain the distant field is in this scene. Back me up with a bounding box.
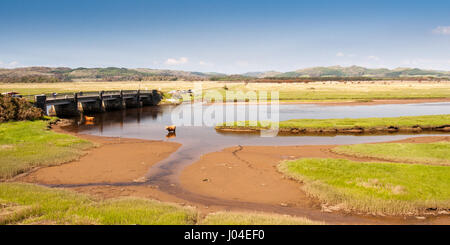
[222,81,450,101]
[278,158,450,215]
[1,80,450,101]
[0,81,225,95]
[333,142,450,166]
[0,120,93,179]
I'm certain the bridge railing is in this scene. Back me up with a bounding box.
[139,89,154,93]
[76,91,100,97]
[45,92,76,99]
[121,90,139,95]
[21,89,158,102]
[102,90,121,95]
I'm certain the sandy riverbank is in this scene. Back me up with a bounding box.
[19,123,181,185]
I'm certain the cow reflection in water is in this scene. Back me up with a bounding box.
[166,132,176,139]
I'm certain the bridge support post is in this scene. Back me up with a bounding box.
[137,90,142,107]
[99,91,106,112]
[35,95,47,115]
[120,90,125,108]
[152,90,161,105]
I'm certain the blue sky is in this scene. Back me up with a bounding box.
[0,0,449,73]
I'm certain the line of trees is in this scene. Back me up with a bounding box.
[211,76,450,83]
[0,75,62,83]
[0,74,448,83]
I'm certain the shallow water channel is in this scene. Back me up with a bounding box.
[71,102,449,183]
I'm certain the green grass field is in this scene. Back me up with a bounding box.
[278,158,450,215]
[0,183,324,225]
[204,82,450,101]
[0,120,93,179]
[216,114,450,129]
[2,81,450,101]
[332,142,450,166]
[0,183,197,225]
[201,212,323,225]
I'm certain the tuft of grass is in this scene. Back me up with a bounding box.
[0,200,36,225]
[201,211,324,225]
[332,142,450,166]
[0,183,197,225]
[216,114,450,129]
[0,120,93,179]
[278,158,450,215]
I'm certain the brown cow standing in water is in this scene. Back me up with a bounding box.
[165,125,176,133]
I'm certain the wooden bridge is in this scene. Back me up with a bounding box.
[34,90,162,117]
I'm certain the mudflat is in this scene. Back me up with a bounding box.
[180,136,450,205]
[19,125,181,185]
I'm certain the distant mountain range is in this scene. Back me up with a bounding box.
[243,66,450,78]
[1,65,449,83]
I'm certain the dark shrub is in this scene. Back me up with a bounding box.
[0,95,43,122]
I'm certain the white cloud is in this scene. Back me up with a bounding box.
[336,52,345,57]
[164,57,188,65]
[367,56,380,61]
[9,61,19,67]
[0,61,20,68]
[432,26,450,35]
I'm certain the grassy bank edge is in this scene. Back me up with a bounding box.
[215,114,450,133]
[277,158,450,216]
[0,119,94,180]
[0,182,322,225]
[0,182,197,225]
[331,142,450,166]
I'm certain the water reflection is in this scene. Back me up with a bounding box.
[166,132,176,139]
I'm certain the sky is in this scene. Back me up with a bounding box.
[0,0,449,73]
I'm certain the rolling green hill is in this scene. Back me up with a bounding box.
[0,65,449,83]
[273,66,450,78]
[0,67,221,82]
